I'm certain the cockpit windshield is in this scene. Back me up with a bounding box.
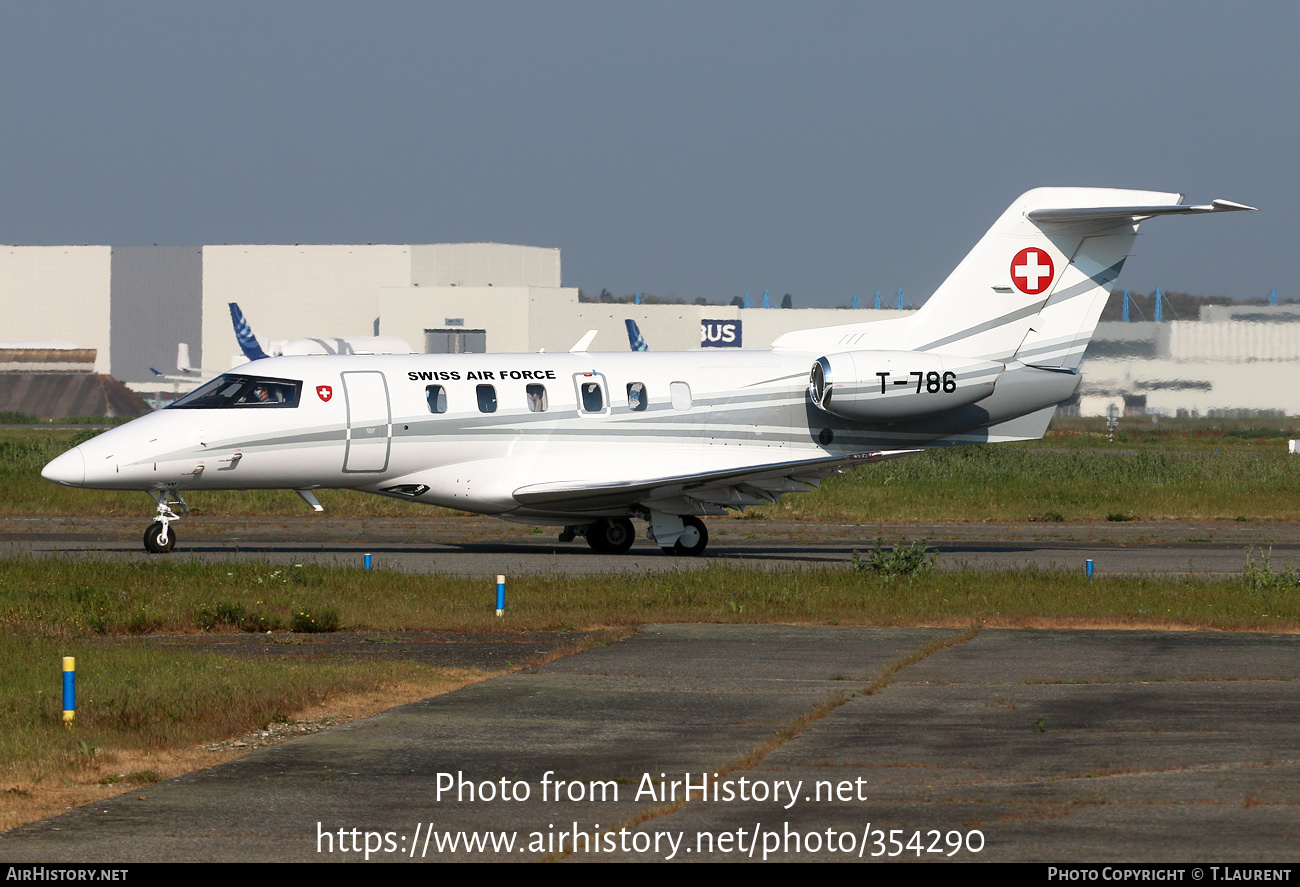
[168,374,302,409]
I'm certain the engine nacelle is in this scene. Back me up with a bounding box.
[809,350,1004,422]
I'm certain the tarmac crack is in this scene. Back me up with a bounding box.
[542,622,982,862]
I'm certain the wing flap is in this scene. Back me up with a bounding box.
[511,449,919,512]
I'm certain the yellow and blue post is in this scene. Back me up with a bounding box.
[496,574,505,617]
[62,656,75,724]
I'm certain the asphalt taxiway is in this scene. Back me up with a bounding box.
[1,625,1296,862]
[3,515,1297,576]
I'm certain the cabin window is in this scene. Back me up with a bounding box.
[580,381,604,413]
[476,384,497,413]
[573,373,611,415]
[425,385,447,414]
[168,374,302,409]
[670,381,692,411]
[526,383,548,412]
[626,382,647,411]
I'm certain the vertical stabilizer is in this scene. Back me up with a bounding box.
[902,188,1182,362]
[625,319,649,352]
[228,303,270,362]
[771,189,1250,357]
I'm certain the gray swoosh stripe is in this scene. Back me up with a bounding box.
[915,260,1124,353]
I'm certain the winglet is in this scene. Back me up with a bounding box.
[228,303,270,361]
[569,330,599,353]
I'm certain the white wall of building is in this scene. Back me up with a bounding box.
[0,247,112,373]
[201,245,411,369]
[411,243,560,288]
[379,286,538,354]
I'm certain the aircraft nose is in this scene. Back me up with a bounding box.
[42,447,85,487]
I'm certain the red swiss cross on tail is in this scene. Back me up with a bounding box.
[316,385,333,402]
[1010,247,1054,295]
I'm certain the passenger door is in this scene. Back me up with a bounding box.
[342,371,392,472]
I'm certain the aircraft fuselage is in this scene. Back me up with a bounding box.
[42,350,1071,521]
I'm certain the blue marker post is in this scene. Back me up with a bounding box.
[364,553,372,570]
[62,656,75,725]
[496,574,506,617]
[763,290,770,309]
[851,293,859,309]
[1086,559,1094,581]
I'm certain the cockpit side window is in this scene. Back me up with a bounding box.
[426,385,448,414]
[168,374,302,409]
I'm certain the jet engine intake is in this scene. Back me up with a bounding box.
[809,351,1004,422]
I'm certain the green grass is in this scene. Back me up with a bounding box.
[2,556,1295,637]
[0,413,128,425]
[747,426,1300,522]
[0,637,447,780]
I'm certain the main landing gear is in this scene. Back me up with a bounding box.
[583,518,636,554]
[662,516,708,557]
[142,490,187,554]
[562,514,710,557]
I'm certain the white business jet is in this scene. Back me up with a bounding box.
[43,188,1252,555]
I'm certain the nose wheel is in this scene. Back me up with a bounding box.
[143,521,176,554]
[143,490,188,555]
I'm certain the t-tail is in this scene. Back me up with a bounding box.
[228,302,270,361]
[784,187,1253,443]
[774,187,1254,365]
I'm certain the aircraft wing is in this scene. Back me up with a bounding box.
[512,449,919,513]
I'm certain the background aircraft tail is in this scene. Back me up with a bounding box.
[229,302,270,361]
[773,188,1252,365]
[625,319,648,351]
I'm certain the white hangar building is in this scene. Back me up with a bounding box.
[4,239,1299,417]
[0,241,909,391]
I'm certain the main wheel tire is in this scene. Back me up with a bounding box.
[585,518,636,553]
[143,521,176,554]
[667,516,708,557]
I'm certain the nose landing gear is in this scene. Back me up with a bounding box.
[143,490,188,554]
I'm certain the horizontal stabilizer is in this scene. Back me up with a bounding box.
[1028,198,1255,224]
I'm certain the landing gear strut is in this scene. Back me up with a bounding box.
[663,516,708,557]
[143,490,187,554]
[644,512,710,557]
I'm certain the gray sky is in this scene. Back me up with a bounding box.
[0,2,1288,307]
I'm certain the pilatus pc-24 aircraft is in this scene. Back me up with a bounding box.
[43,188,1252,555]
